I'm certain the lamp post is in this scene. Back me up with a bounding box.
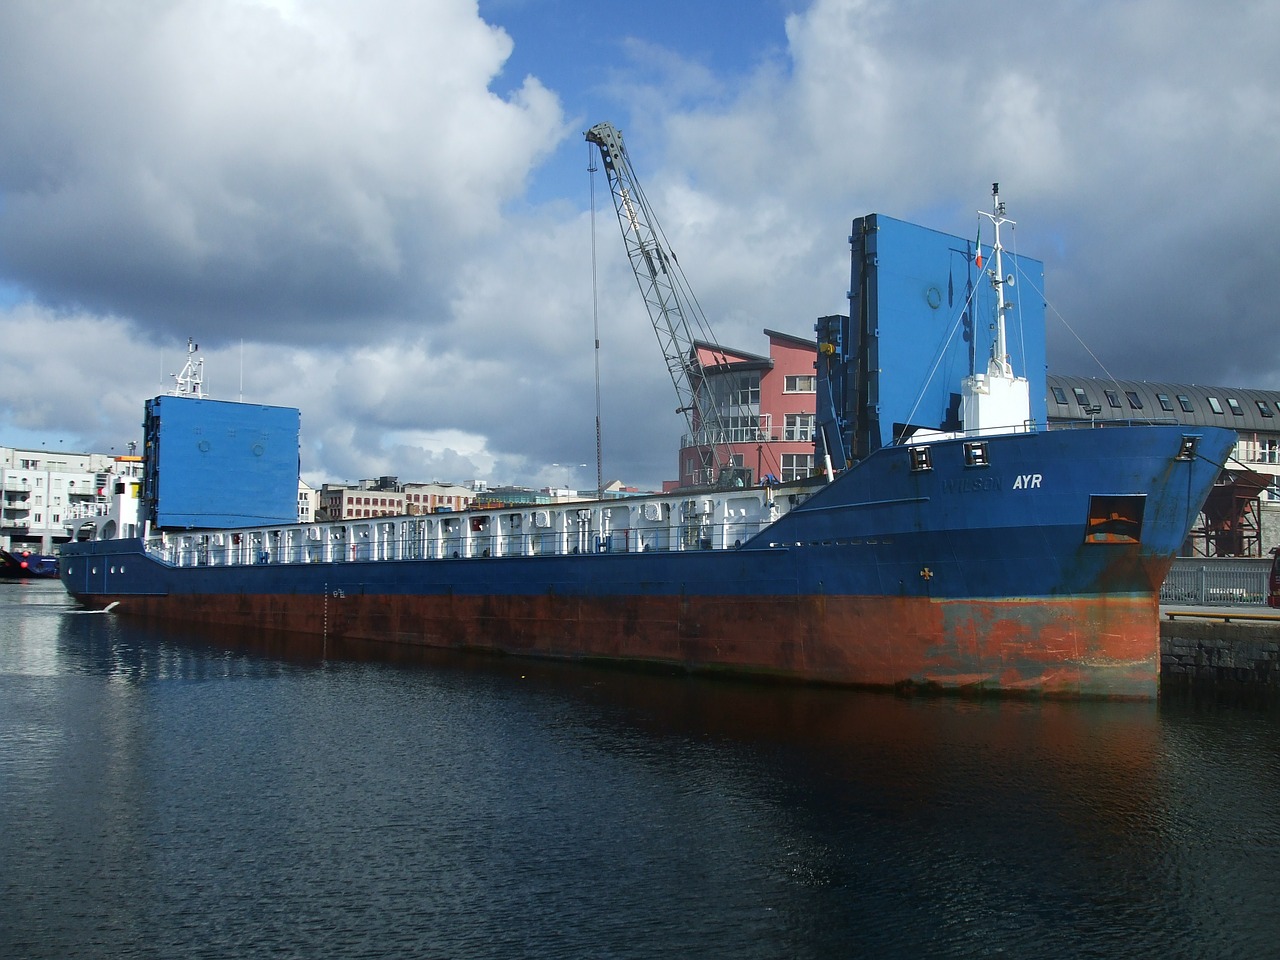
[552,462,588,499]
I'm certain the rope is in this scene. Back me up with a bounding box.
[588,142,605,494]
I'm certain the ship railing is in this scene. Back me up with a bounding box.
[142,492,787,569]
[64,501,113,520]
[1048,416,1183,431]
[145,521,775,568]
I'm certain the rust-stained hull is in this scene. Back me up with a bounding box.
[61,424,1236,700]
[69,588,1160,699]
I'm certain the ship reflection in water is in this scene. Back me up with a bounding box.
[3,580,1278,959]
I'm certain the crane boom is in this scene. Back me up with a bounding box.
[585,121,732,482]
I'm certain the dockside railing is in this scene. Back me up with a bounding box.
[1160,557,1270,606]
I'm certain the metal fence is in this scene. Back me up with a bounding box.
[1160,558,1271,606]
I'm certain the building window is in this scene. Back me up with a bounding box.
[1207,397,1224,415]
[1051,386,1068,404]
[1177,394,1194,412]
[783,414,815,441]
[784,375,816,393]
[1072,387,1090,407]
[1260,439,1280,465]
[1257,400,1274,418]
[780,453,813,482]
[1104,390,1121,408]
[1157,394,1174,411]
[1125,391,1143,410]
[709,373,759,409]
[1227,398,1244,416]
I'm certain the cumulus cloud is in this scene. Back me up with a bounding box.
[2,0,1278,492]
[0,0,564,342]
[663,0,1280,384]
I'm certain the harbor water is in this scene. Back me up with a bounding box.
[4,579,1280,959]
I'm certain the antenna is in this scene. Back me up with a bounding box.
[960,186,1031,437]
[171,338,205,398]
[980,184,1015,380]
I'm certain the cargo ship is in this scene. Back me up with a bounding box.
[58,166,1235,698]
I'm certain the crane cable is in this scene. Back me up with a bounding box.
[588,142,604,496]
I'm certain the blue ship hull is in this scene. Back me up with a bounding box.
[60,423,1235,698]
[0,548,59,579]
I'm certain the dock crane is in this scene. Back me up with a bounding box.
[585,122,741,487]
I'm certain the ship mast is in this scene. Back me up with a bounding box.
[960,183,1030,435]
[171,338,205,398]
[982,182,1014,380]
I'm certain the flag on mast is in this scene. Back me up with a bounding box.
[975,223,983,270]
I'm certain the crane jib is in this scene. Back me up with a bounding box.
[585,121,738,486]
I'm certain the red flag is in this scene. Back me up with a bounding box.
[975,223,983,270]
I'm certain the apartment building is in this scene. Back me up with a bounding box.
[318,479,476,520]
[1,446,143,552]
[675,328,819,489]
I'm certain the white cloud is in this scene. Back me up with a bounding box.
[0,0,566,341]
[2,0,1279,493]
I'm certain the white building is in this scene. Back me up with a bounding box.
[297,479,317,524]
[1,446,144,552]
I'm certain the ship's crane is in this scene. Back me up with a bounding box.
[585,122,737,486]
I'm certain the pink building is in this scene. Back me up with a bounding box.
[672,329,817,489]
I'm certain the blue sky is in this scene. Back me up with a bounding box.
[479,0,800,207]
[1,0,1277,490]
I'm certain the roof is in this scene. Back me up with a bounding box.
[691,339,771,367]
[1048,375,1280,433]
[693,328,815,374]
[764,328,819,352]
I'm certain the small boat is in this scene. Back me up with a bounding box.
[0,548,59,579]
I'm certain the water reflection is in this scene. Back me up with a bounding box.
[4,580,1280,958]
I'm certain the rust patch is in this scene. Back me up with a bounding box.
[84,589,1159,699]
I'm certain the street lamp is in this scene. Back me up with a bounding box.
[552,462,588,497]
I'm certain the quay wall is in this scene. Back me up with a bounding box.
[1161,613,1280,698]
